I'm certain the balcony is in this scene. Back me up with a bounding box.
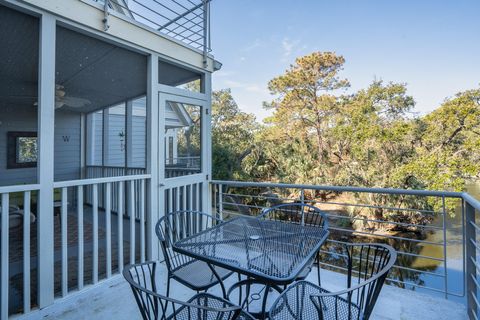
[90,0,211,56]
[6,180,479,319]
[18,263,466,320]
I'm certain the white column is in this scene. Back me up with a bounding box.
[202,72,212,213]
[37,13,56,308]
[102,108,110,166]
[126,100,133,167]
[85,113,96,165]
[146,54,159,260]
[80,113,85,178]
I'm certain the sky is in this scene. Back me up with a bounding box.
[210,0,480,121]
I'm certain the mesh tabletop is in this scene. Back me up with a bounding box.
[173,216,329,284]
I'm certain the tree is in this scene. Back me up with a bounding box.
[252,52,350,187]
[399,88,480,212]
[211,89,258,180]
[213,51,479,229]
[244,51,480,227]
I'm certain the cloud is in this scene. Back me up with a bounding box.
[213,70,235,78]
[242,38,263,52]
[223,80,268,94]
[281,37,302,62]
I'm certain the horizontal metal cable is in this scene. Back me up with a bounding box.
[318,261,456,295]
[325,239,445,262]
[220,191,443,215]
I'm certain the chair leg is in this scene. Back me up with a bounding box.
[166,277,171,297]
[317,252,322,286]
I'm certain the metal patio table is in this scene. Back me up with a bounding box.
[172,215,329,317]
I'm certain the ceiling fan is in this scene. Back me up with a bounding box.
[50,84,91,109]
[1,84,91,109]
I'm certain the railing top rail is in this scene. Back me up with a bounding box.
[53,174,151,188]
[463,192,480,211]
[85,165,146,170]
[87,0,212,54]
[0,184,41,194]
[211,180,465,199]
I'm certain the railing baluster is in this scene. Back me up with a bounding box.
[169,187,174,212]
[118,181,124,272]
[23,191,31,312]
[466,201,478,319]
[77,186,84,290]
[106,182,112,277]
[197,183,201,211]
[441,196,448,298]
[61,188,68,296]
[92,184,99,284]
[176,186,180,213]
[1,193,9,320]
[182,186,186,212]
[140,180,145,263]
[129,180,135,265]
[188,184,193,212]
[218,184,223,220]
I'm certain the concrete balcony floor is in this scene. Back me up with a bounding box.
[15,262,466,320]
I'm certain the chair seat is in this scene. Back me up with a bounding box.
[169,292,255,320]
[269,281,361,320]
[171,260,234,291]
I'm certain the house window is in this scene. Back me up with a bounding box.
[7,132,38,169]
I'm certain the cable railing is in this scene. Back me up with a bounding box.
[89,0,211,59]
[210,180,480,319]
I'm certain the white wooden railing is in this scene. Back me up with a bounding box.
[1,174,150,319]
[0,184,40,319]
[164,176,205,214]
[85,166,147,216]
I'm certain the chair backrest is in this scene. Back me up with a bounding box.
[123,261,242,320]
[311,243,397,320]
[155,211,223,271]
[258,203,328,229]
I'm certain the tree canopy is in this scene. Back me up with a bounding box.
[211,51,480,222]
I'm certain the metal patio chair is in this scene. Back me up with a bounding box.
[155,211,235,298]
[123,261,255,320]
[256,203,329,284]
[269,243,397,320]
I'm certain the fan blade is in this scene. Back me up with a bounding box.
[61,96,91,108]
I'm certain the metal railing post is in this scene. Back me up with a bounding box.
[103,0,110,31]
[442,196,448,298]
[202,0,208,67]
[300,188,305,226]
[218,184,223,220]
[466,200,478,319]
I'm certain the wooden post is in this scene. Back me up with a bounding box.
[146,54,159,261]
[37,12,55,308]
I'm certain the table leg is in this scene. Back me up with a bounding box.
[207,263,227,299]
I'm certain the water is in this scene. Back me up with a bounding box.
[410,182,480,303]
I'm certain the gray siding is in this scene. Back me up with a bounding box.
[131,116,146,168]
[54,110,81,182]
[0,104,81,186]
[88,112,146,168]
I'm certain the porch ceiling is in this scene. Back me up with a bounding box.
[0,5,39,105]
[0,8,147,112]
